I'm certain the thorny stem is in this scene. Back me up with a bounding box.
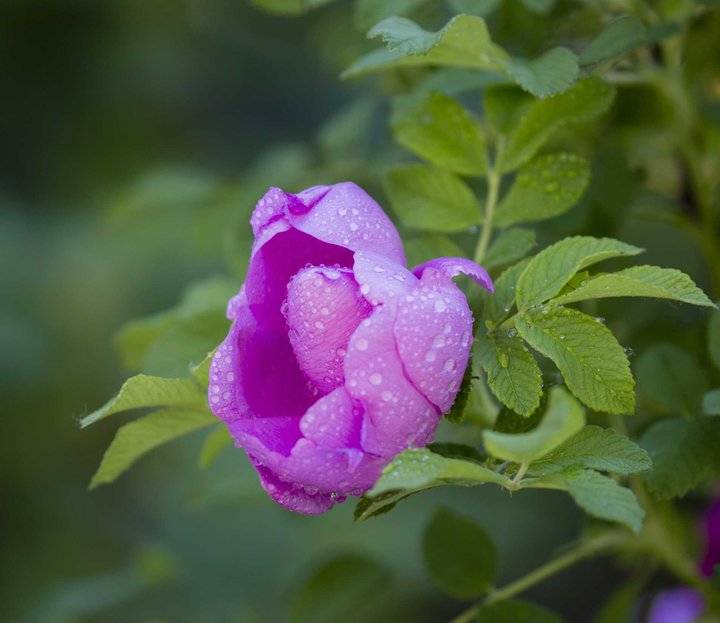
[448,532,627,623]
[474,139,505,264]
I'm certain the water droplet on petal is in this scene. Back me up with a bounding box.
[355,338,369,351]
[369,373,382,385]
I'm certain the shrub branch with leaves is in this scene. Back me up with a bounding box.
[83,0,720,620]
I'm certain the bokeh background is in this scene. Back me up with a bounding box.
[2,1,719,622]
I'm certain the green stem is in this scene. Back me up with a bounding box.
[474,141,504,264]
[448,533,625,623]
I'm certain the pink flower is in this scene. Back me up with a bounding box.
[207,182,492,514]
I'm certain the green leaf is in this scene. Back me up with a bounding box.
[289,555,392,623]
[709,307,720,371]
[423,508,497,599]
[392,92,487,175]
[595,581,645,623]
[356,448,507,520]
[343,15,509,79]
[476,331,542,417]
[636,343,708,416]
[640,416,720,499]
[484,228,537,271]
[483,85,534,135]
[552,266,715,307]
[580,16,647,67]
[250,0,334,15]
[530,425,651,476]
[89,408,215,489]
[506,47,579,98]
[562,468,644,533]
[475,599,562,623]
[116,276,235,374]
[446,363,474,423]
[368,16,443,55]
[516,236,643,310]
[404,235,464,267]
[515,306,635,414]
[500,77,616,171]
[198,425,233,469]
[190,351,214,387]
[80,375,206,428]
[704,389,720,415]
[495,153,590,227]
[383,164,480,232]
[483,386,584,462]
[482,258,530,325]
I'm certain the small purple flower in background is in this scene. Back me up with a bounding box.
[648,497,720,623]
[207,182,492,514]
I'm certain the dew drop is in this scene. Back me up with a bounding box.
[434,299,447,313]
[381,390,393,401]
[369,373,382,385]
[425,350,437,363]
[355,338,369,351]
[443,358,456,372]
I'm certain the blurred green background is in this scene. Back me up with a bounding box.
[2,1,718,621]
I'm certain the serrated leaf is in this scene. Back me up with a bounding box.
[383,164,480,232]
[392,92,487,175]
[80,375,206,428]
[562,468,644,533]
[495,153,590,227]
[530,425,651,476]
[289,555,392,623]
[640,417,720,499]
[636,343,708,416]
[405,235,465,267]
[709,308,720,371]
[484,386,584,462]
[580,16,647,67]
[89,408,215,489]
[704,389,720,415]
[476,332,542,417]
[552,266,715,307]
[198,424,233,469]
[423,508,497,599]
[515,306,635,414]
[500,77,616,171]
[475,599,562,623]
[506,47,579,98]
[482,258,530,325]
[356,448,507,520]
[446,363,474,423]
[516,236,643,310]
[343,15,509,79]
[484,228,537,271]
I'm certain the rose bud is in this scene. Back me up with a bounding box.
[207,182,492,514]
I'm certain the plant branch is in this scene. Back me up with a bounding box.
[474,140,504,264]
[448,532,626,623]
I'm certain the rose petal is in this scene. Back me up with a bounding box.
[412,256,494,292]
[647,588,704,623]
[208,301,315,440]
[255,466,337,515]
[352,251,417,306]
[394,267,474,412]
[298,386,363,450]
[285,266,371,393]
[344,305,440,457]
[289,182,406,266]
